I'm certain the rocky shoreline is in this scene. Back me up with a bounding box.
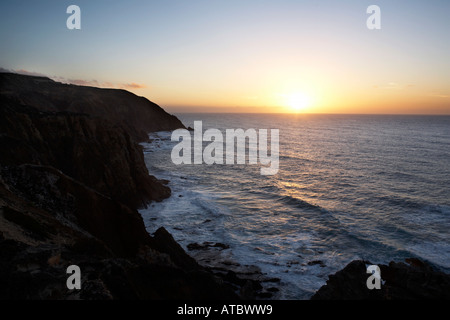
[0,73,238,299]
[1,73,449,300]
[312,258,450,300]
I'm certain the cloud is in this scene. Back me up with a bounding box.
[373,82,415,90]
[66,79,100,87]
[62,79,146,90]
[120,83,146,89]
[386,82,400,90]
[429,93,449,98]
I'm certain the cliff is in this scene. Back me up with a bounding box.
[0,73,185,142]
[0,96,169,209]
[0,73,238,299]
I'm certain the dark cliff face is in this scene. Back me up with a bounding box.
[0,73,238,299]
[0,73,185,142]
[0,171,237,299]
[0,97,170,209]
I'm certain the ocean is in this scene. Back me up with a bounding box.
[139,113,450,299]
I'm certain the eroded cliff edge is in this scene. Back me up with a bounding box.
[0,73,184,142]
[0,73,238,299]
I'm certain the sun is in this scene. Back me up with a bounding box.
[286,92,311,113]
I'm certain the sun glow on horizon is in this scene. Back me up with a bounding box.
[284,92,313,113]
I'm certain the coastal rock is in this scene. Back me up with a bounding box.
[187,242,231,251]
[151,227,199,271]
[1,164,151,257]
[185,241,280,299]
[311,259,450,300]
[0,232,238,300]
[306,260,325,267]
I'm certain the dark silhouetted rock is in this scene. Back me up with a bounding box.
[187,242,230,251]
[307,260,325,267]
[0,96,169,209]
[152,227,199,272]
[311,259,450,300]
[2,164,151,257]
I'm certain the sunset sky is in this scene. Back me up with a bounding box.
[1,0,449,114]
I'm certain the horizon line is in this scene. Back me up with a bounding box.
[169,111,450,116]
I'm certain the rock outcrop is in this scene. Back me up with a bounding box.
[311,258,450,300]
[0,96,169,209]
[0,73,239,300]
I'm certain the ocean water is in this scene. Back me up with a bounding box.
[139,113,450,299]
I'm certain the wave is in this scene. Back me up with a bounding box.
[406,240,450,271]
[192,196,225,217]
[279,194,330,214]
[373,194,423,210]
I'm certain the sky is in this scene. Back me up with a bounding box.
[0,0,449,114]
